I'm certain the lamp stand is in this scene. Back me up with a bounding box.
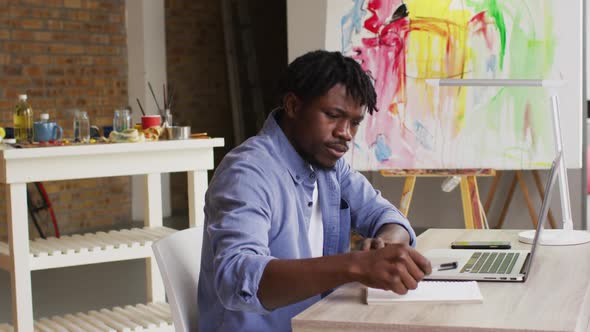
[518,93,590,245]
[425,79,590,245]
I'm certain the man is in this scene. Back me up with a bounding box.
[198,50,431,331]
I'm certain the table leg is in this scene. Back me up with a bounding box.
[399,176,416,217]
[188,170,208,228]
[144,173,165,303]
[7,183,34,331]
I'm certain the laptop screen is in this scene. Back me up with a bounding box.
[522,152,561,275]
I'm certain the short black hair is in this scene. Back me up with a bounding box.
[279,50,378,115]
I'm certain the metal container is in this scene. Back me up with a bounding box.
[166,126,191,140]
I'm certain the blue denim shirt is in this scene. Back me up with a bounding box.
[198,111,416,331]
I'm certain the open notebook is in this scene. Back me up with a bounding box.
[366,281,483,304]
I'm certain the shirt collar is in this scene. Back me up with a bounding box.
[260,110,315,185]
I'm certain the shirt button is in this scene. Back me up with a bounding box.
[310,173,316,179]
[308,202,312,207]
[296,175,300,180]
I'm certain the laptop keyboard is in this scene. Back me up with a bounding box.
[460,252,520,274]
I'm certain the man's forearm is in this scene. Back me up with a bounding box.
[257,252,362,310]
[257,225,412,310]
[257,240,431,311]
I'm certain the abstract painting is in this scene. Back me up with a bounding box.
[325,0,582,170]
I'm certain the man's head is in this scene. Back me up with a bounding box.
[278,50,378,169]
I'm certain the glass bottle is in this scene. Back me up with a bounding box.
[78,111,90,143]
[14,94,33,143]
[113,109,131,132]
[73,109,81,141]
[163,109,173,128]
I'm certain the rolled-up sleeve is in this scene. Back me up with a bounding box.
[205,160,276,314]
[338,161,417,247]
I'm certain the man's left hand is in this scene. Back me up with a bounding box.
[361,237,386,250]
[362,224,411,251]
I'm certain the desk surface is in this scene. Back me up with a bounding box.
[292,229,590,332]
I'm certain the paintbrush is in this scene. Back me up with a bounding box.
[136,98,146,116]
[148,82,163,116]
[163,83,168,111]
[167,84,175,110]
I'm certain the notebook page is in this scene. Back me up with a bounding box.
[366,281,483,304]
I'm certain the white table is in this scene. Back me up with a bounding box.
[0,138,224,332]
[293,229,590,332]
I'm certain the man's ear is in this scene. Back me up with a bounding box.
[283,93,301,120]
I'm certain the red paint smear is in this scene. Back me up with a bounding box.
[355,3,414,165]
[523,102,534,143]
[468,11,496,50]
[354,2,494,166]
[364,0,400,33]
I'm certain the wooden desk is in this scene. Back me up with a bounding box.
[293,229,590,332]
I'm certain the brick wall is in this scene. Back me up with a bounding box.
[0,0,130,240]
[165,0,234,215]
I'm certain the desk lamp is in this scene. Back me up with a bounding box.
[426,78,590,245]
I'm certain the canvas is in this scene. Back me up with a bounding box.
[320,0,582,170]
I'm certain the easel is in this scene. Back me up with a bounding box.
[380,169,495,229]
[484,170,556,229]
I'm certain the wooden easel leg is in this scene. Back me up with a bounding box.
[494,173,518,229]
[399,176,416,217]
[515,171,539,228]
[531,170,557,229]
[460,176,485,229]
[484,171,502,214]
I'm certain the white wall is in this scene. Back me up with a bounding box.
[126,0,171,220]
[286,0,327,62]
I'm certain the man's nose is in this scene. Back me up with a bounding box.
[335,121,353,141]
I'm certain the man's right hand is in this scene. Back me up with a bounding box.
[350,244,432,295]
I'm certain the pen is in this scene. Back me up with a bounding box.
[437,261,458,271]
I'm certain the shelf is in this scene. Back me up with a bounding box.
[0,302,174,332]
[0,227,177,271]
[0,138,223,331]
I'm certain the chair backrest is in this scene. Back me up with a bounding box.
[152,226,204,332]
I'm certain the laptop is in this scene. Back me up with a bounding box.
[423,153,560,282]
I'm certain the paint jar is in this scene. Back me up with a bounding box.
[113,109,131,132]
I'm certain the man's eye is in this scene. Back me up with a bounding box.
[352,121,361,127]
[325,112,339,119]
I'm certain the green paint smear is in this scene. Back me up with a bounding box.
[465,0,507,69]
[463,0,556,165]
[464,0,555,73]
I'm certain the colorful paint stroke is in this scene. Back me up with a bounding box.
[339,0,559,170]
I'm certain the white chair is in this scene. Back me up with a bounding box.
[152,226,204,332]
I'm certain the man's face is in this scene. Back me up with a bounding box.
[284,84,366,168]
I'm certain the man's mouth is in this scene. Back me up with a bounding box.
[326,143,349,158]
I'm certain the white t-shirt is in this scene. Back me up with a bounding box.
[308,180,324,257]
